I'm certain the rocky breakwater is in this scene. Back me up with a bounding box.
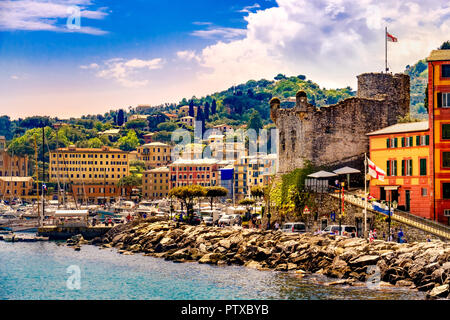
[96,220,449,299]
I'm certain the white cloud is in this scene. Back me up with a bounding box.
[0,0,108,35]
[186,0,450,93]
[176,50,200,62]
[83,58,165,88]
[191,27,247,40]
[239,3,261,13]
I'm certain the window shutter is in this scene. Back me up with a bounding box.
[409,159,413,176]
[416,136,420,146]
[394,138,398,148]
[386,138,390,148]
[387,161,390,176]
[409,137,413,147]
[401,137,405,147]
[437,93,442,108]
[393,160,397,176]
[402,160,405,176]
[425,135,430,145]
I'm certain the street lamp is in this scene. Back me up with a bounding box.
[339,181,345,236]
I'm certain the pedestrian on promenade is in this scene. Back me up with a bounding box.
[397,228,404,243]
[373,229,377,239]
[368,230,374,242]
[274,222,280,230]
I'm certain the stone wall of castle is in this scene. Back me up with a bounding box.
[270,73,410,176]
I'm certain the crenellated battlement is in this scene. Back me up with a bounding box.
[271,72,410,175]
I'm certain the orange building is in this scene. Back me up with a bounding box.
[368,49,450,224]
[428,50,450,223]
[0,177,34,198]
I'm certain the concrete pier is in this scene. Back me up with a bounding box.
[37,225,112,240]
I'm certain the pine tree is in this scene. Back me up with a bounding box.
[189,100,195,117]
[117,109,125,126]
[204,102,210,121]
[211,99,217,115]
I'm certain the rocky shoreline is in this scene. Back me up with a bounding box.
[68,218,450,299]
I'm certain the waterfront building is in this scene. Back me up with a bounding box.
[0,176,33,198]
[233,157,249,200]
[142,167,170,199]
[169,158,219,188]
[367,121,430,216]
[246,153,277,195]
[0,136,29,177]
[49,145,129,203]
[368,49,450,224]
[136,142,172,170]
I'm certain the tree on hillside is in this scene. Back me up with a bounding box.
[189,100,195,117]
[211,99,217,115]
[117,109,125,126]
[439,41,450,49]
[274,74,287,80]
[147,113,169,130]
[156,121,178,132]
[117,130,139,151]
[204,102,210,121]
[20,116,52,129]
[125,119,147,130]
[205,186,228,210]
[247,110,263,132]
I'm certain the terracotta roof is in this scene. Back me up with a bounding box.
[144,166,170,173]
[0,176,33,182]
[366,121,429,136]
[55,147,127,153]
[427,50,450,62]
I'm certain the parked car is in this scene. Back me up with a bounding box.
[281,222,307,233]
[218,214,234,226]
[322,225,357,237]
[203,216,214,226]
[190,214,201,225]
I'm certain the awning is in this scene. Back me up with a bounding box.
[307,170,337,178]
[54,210,89,217]
[333,166,361,175]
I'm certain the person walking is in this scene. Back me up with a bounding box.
[397,228,404,243]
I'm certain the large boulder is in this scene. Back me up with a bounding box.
[428,284,449,299]
[348,255,380,267]
[198,253,225,265]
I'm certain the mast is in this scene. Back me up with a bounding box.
[34,136,39,218]
[9,150,13,202]
[364,153,368,239]
[41,127,45,226]
[56,127,61,208]
[385,26,388,73]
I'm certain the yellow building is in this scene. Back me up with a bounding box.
[233,157,248,200]
[142,167,170,199]
[0,136,29,177]
[137,142,172,169]
[367,121,430,216]
[178,105,198,117]
[49,145,129,203]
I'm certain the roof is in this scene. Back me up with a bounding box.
[99,129,120,135]
[0,177,33,182]
[333,166,361,175]
[181,116,195,119]
[427,50,450,62]
[145,166,170,173]
[366,121,429,136]
[142,142,170,147]
[55,147,126,153]
[307,170,337,178]
[170,158,219,165]
[143,132,155,137]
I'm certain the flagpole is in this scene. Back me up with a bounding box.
[364,153,368,239]
[385,26,388,73]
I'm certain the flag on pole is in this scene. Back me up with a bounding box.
[367,158,386,181]
[386,32,398,42]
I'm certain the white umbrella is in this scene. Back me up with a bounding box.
[307,170,338,178]
[333,166,361,188]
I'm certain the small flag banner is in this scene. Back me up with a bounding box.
[387,32,398,42]
[371,201,394,216]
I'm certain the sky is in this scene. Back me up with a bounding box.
[0,0,449,120]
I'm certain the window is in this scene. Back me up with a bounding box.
[444,125,450,140]
[438,93,450,108]
[443,152,450,168]
[386,160,397,176]
[402,159,412,176]
[421,188,427,196]
[442,65,450,78]
[420,158,427,176]
[443,183,450,199]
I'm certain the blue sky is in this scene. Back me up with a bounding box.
[0,0,449,119]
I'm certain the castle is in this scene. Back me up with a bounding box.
[270,73,410,175]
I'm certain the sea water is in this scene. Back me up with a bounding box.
[0,240,425,300]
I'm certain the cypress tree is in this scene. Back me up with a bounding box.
[211,99,217,115]
[189,100,195,117]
